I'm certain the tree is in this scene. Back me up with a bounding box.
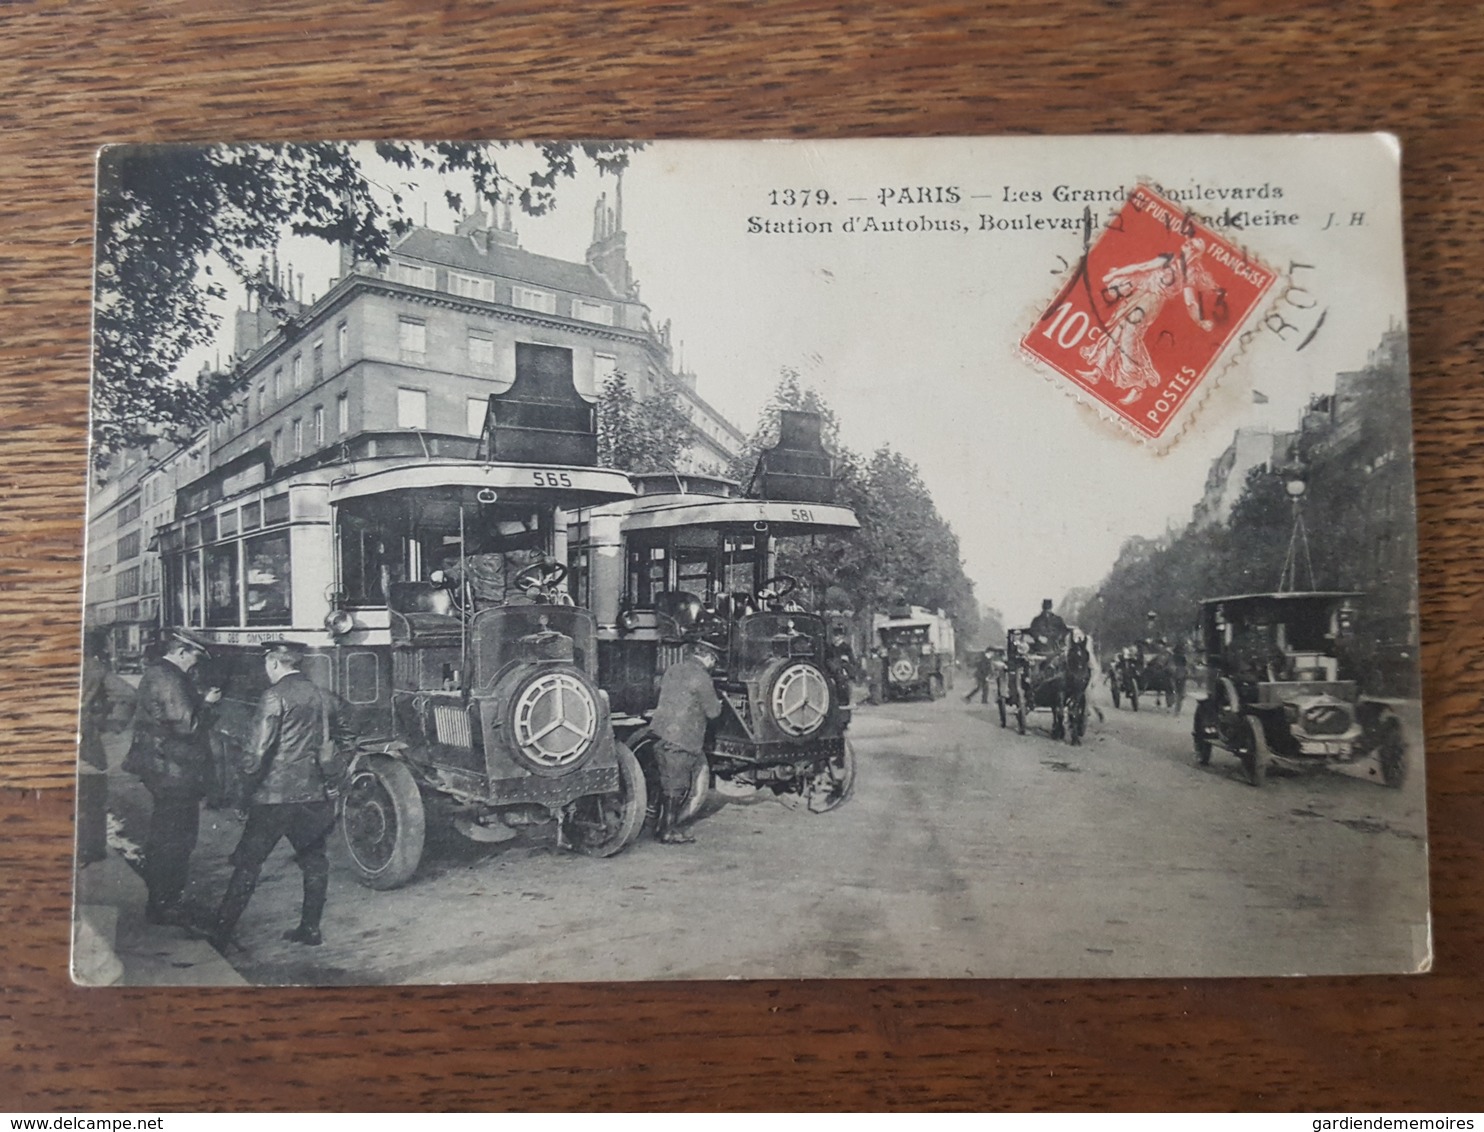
[596,372,695,473]
[733,370,982,643]
[93,141,639,460]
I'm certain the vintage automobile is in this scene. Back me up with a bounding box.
[1108,642,1186,713]
[997,626,1092,744]
[154,348,646,888]
[872,604,956,702]
[1190,591,1406,788]
[571,411,861,814]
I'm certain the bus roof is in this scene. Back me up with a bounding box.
[330,459,635,507]
[615,496,860,536]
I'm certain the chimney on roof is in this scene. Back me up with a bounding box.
[457,203,517,252]
[586,172,634,299]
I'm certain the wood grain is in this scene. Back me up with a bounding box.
[1,0,1480,1111]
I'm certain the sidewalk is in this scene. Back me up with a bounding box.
[72,850,247,987]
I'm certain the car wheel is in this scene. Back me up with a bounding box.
[342,755,426,890]
[1378,717,1406,788]
[1243,716,1269,788]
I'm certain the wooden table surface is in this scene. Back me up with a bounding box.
[2,0,1481,1111]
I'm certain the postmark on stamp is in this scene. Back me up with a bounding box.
[1020,184,1277,444]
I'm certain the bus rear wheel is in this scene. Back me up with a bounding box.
[563,741,647,858]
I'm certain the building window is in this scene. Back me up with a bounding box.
[116,565,141,600]
[116,531,141,562]
[393,260,437,289]
[575,299,614,325]
[293,418,303,456]
[337,321,348,363]
[292,353,304,388]
[313,405,325,447]
[397,387,427,430]
[398,318,426,363]
[449,271,496,302]
[274,366,285,400]
[337,393,349,435]
[312,340,324,381]
[273,428,284,462]
[512,286,556,315]
[257,383,267,416]
[468,330,495,370]
[466,397,487,437]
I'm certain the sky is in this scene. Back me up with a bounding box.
[176,137,1408,624]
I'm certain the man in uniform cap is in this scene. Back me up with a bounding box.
[204,639,350,949]
[648,638,722,844]
[123,628,221,925]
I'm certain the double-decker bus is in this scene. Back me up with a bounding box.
[569,411,861,815]
[155,366,642,889]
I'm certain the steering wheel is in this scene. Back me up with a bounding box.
[513,559,568,594]
[756,573,798,602]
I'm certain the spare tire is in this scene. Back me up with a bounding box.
[494,663,602,777]
[766,659,833,739]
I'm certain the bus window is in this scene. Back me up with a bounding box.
[186,552,204,627]
[245,530,292,626]
[340,516,392,606]
[626,540,667,608]
[204,543,240,627]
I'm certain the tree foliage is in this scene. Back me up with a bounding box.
[93,141,639,459]
[596,372,696,474]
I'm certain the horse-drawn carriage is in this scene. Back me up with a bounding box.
[1107,641,1187,712]
[996,626,1093,744]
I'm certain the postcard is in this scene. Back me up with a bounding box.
[73,136,1427,985]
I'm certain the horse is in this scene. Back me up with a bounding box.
[1052,633,1094,744]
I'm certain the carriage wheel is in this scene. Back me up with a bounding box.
[1014,679,1026,735]
[1129,684,1139,712]
[997,693,1007,728]
[1110,682,1121,710]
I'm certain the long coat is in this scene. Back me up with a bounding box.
[123,659,212,794]
[240,672,350,805]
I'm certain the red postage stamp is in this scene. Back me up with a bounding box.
[1021,184,1277,442]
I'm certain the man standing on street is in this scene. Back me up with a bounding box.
[649,638,722,845]
[205,640,349,949]
[964,647,994,704]
[122,630,220,926]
